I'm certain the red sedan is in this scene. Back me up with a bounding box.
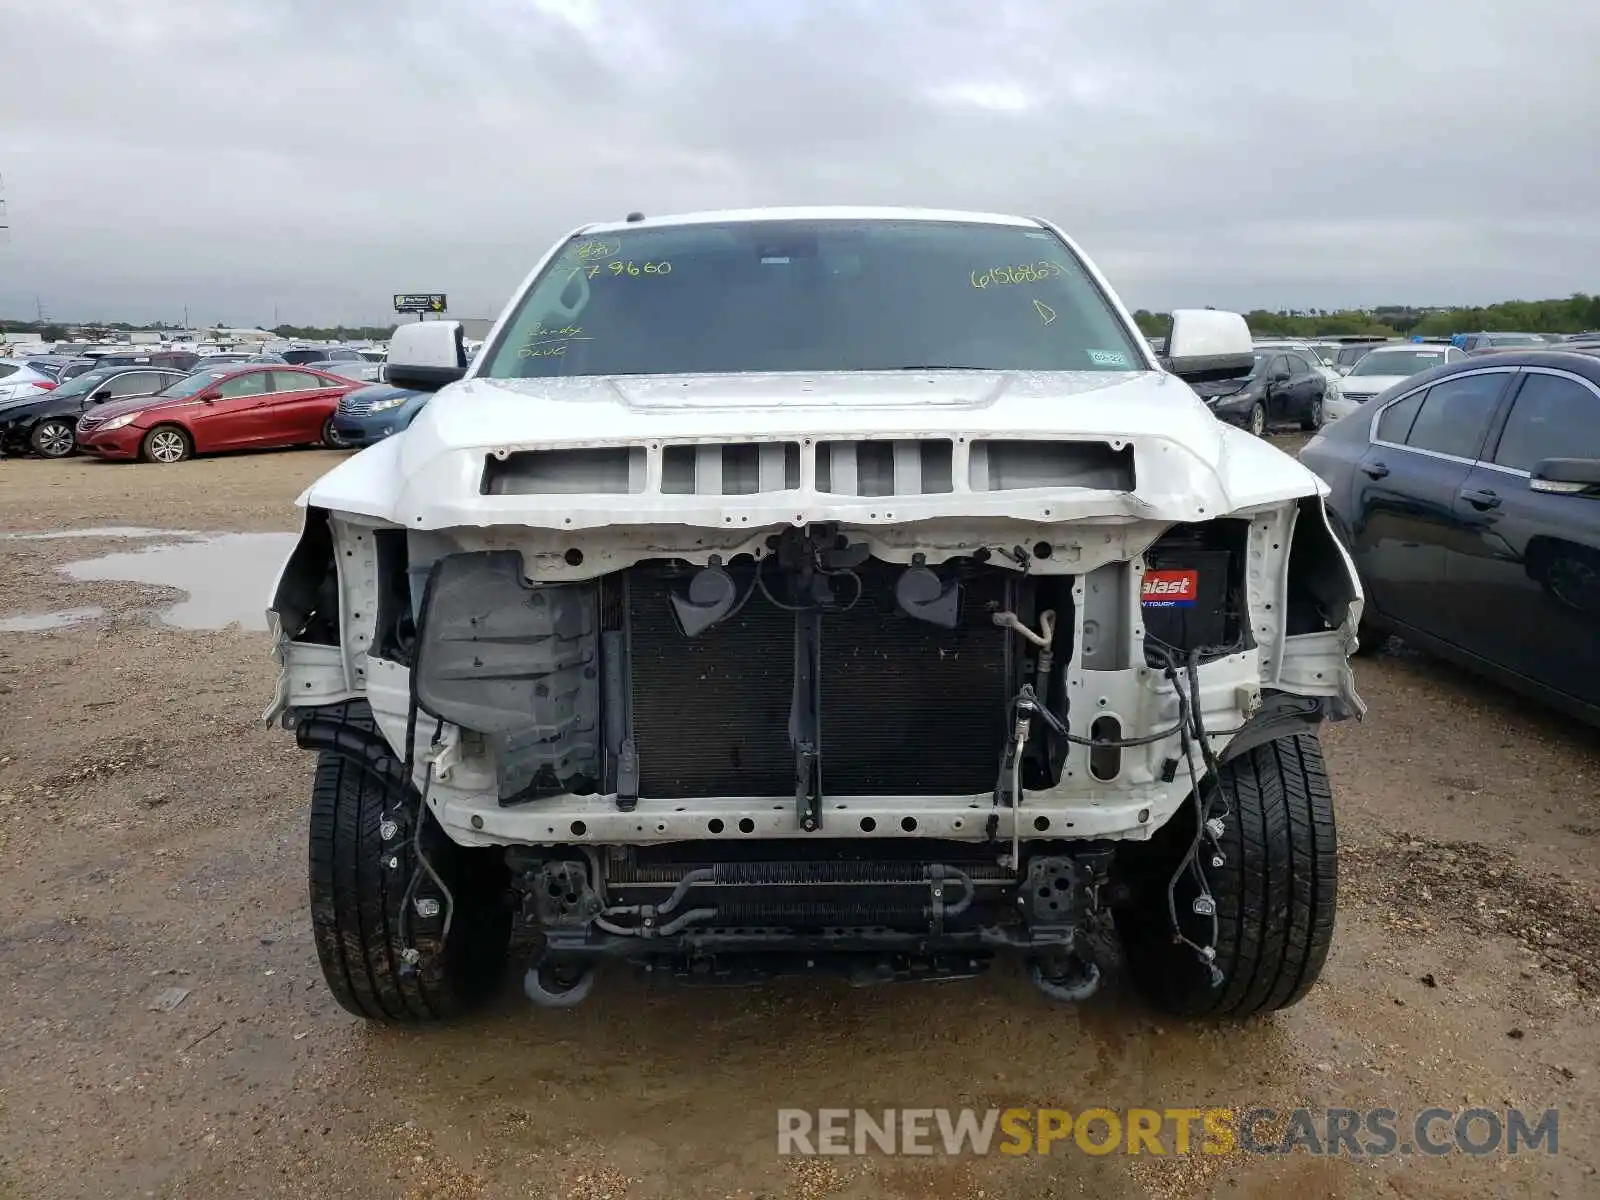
[75,365,359,463]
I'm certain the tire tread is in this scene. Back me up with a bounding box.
[306,703,510,1022]
[1117,732,1338,1019]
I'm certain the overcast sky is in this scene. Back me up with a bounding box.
[2,0,1596,326]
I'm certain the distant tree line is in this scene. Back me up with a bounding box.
[1131,293,1600,340]
[12,292,1600,346]
[1,318,400,342]
[267,323,398,342]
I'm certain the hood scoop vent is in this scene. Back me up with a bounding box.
[483,447,647,495]
[479,437,1135,501]
[662,442,801,495]
[969,439,1134,492]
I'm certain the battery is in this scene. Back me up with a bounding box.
[1140,548,1232,654]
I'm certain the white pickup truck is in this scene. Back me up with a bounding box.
[267,206,1362,1020]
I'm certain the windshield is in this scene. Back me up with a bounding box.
[158,370,230,398]
[47,368,118,400]
[479,219,1146,379]
[1349,349,1447,377]
[1486,333,1544,347]
[1335,344,1379,367]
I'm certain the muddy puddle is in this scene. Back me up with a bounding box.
[0,526,202,542]
[1,528,298,632]
[58,532,299,631]
[0,606,106,632]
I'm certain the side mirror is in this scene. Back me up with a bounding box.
[1271,370,1292,384]
[91,389,113,403]
[386,320,467,392]
[1160,309,1254,382]
[1530,458,1600,496]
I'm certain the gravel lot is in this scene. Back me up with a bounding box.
[1,447,1598,1199]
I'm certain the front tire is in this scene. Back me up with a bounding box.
[1248,402,1267,437]
[1299,396,1324,431]
[1115,733,1337,1018]
[140,424,192,464]
[321,416,342,448]
[308,749,511,1021]
[30,419,77,458]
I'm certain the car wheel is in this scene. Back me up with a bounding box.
[321,416,343,448]
[1114,733,1337,1019]
[29,419,76,458]
[309,737,511,1022]
[1248,402,1267,437]
[1299,396,1324,431]
[140,425,192,464]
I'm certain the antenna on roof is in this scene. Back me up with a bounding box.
[625,211,645,223]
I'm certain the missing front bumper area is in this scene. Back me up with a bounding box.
[510,845,1111,1000]
[410,525,1064,819]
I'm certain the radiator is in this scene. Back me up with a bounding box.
[626,560,1013,799]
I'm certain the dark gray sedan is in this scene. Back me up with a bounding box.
[1298,348,1600,726]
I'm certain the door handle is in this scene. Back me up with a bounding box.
[1460,487,1501,510]
[1361,462,1389,480]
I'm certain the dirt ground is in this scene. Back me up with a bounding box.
[1,448,1597,1200]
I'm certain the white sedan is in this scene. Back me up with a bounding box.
[0,359,59,403]
[1336,343,1469,410]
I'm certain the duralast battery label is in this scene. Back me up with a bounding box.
[1141,569,1199,608]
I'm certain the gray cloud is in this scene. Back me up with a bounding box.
[1,0,1596,325]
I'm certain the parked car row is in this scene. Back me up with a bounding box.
[0,364,186,457]
[0,355,431,461]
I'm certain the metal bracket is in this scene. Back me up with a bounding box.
[795,742,821,832]
[527,859,601,928]
[423,725,462,783]
[615,736,639,812]
[792,600,823,833]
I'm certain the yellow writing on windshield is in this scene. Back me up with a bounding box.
[566,261,673,282]
[518,324,591,359]
[971,261,1066,289]
[608,260,671,277]
[570,239,620,261]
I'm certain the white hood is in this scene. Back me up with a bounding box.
[300,369,1325,531]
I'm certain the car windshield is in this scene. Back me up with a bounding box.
[313,361,376,381]
[44,369,118,399]
[1485,333,1545,347]
[479,218,1146,379]
[1335,345,1377,367]
[158,370,230,398]
[1348,349,1447,377]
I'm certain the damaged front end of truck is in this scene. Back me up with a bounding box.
[267,386,1363,1015]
